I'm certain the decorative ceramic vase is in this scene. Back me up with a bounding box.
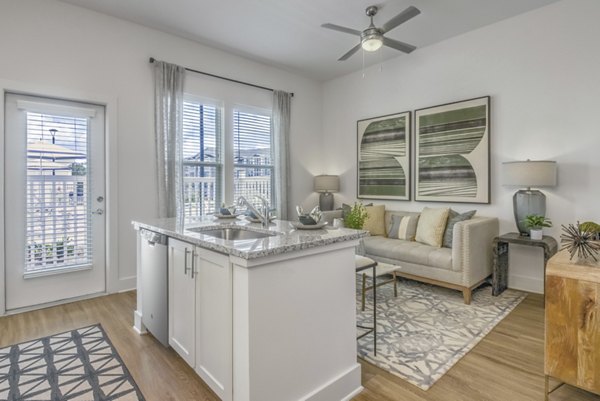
[530,229,543,240]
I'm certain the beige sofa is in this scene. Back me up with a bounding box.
[323,209,499,304]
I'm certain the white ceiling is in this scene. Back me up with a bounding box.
[57,0,560,81]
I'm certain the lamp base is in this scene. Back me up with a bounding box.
[513,189,546,236]
[319,192,334,211]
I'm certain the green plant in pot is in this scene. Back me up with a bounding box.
[523,214,552,240]
[344,202,369,229]
[580,221,600,241]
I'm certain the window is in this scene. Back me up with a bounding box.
[233,109,273,204]
[182,101,222,217]
[182,99,273,217]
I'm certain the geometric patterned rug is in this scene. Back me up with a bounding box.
[357,278,527,391]
[0,324,145,400]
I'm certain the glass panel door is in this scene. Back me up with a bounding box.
[4,93,106,310]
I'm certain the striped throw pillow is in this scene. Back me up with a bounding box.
[387,215,420,241]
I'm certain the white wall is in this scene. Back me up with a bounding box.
[0,0,322,297]
[322,0,600,293]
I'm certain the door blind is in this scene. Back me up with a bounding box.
[25,111,92,272]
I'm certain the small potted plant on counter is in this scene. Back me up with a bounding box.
[344,202,368,229]
[523,214,552,240]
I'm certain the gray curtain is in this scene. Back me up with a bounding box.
[154,60,185,220]
[272,90,292,219]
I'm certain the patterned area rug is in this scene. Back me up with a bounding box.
[0,324,145,400]
[357,278,526,390]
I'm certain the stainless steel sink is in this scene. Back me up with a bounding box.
[188,227,277,241]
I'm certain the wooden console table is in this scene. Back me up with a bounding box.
[545,250,600,400]
[492,232,558,296]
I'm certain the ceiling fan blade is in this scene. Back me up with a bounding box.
[381,6,421,33]
[383,37,417,53]
[321,23,361,36]
[338,43,362,61]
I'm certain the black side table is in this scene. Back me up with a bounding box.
[492,232,558,296]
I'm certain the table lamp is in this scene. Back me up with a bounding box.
[502,160,557,236]
[314,175,339,211]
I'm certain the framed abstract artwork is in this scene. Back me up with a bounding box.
[414,96,490,203]
[357,111,411,200]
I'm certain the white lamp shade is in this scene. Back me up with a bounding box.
[314,175,340,193]
[502,160,557,187]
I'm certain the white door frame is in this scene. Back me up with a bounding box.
[0,79,119,316]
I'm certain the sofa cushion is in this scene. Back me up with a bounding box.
[442,209,476,248]
[363,205,386,236]
[415,207,450,247]
[387,214,420,240]
[362,236,453,271]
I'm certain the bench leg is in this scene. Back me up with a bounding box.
[462,288,472,305]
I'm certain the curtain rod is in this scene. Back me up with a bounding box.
[149,57,294,97]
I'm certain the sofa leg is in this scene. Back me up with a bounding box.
[393,272,398,298]
[462,288,472,305]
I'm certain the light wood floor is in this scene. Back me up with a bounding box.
[0,291,598,401]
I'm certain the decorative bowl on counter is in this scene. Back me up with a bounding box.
[219,203,236,215]
[296,205,322,226]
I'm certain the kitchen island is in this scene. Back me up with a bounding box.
[132,217,367,401]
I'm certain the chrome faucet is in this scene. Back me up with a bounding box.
[237,196,270,227]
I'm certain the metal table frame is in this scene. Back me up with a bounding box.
[356,259,377,356]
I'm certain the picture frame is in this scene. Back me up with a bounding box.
[357,111,411,201]
[414,96,490,204]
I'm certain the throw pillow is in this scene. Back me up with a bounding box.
[387,214,420,240]
[415,207,450,247]
[362,205,386,236]
[442,209,476,248]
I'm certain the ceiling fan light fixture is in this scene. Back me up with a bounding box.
[361,35,383,52]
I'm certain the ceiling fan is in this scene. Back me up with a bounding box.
[321,5,421,61]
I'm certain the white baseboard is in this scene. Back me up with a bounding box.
[112,276,136,293]
[133,310,147,334]
[508,274,543,294]
[303,363,362,401]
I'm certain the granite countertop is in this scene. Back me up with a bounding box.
[132,216,368,260]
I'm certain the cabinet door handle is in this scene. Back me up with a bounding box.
[184,249,191,275]
[191,250,196,279]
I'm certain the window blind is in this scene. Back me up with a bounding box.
[233,110,274,204]
[182,101,222,217]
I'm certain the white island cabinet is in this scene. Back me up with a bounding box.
[168,238,196,366]
[133,218,367,401]
[168,237,232,401]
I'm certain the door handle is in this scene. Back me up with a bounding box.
[92,208,104,215]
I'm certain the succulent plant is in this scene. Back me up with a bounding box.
[523,214,552,230]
